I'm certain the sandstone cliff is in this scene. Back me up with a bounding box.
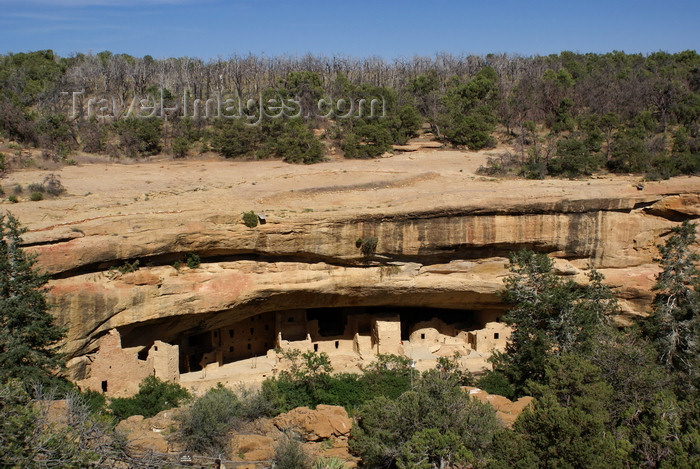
[2,150,698,371]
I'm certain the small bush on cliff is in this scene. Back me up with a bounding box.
[359,236,378,257]
[242,210,258,228]
[185,252,200,269]
[109,376,190,420]
[115,259,139,274]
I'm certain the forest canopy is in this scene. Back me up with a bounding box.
[0,50,698,177]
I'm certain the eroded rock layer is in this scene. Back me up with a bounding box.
[29,191,697,359]
[4,155,699,374]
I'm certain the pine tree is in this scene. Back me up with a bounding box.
[0,212,65,385]
[645,221,699,386]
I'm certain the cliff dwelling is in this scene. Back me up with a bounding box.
[79,305,511,396]
[11,151,697,398]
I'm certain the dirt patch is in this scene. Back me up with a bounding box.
[0,143,695,235]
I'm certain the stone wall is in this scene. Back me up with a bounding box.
[77,329,178,397]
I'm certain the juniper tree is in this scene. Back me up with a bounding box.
[644,221,700,388]
[0,212,65,385]
[491,250,616,395]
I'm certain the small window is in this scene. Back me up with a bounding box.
[101,381,108,393]
[494,333,500,340]
[313,344,318,352]
[288,317,294,323]
[213,331,218,337]
[229,329,234,338]
[264,342,269,348]
[250,328,254,335]
[420,333,425,340]
[251,317,254,322]
[335,341,339,349]
[229,346,234,352]
[258,314,262,319]
[138,349,148,360]
[153,345,158,352]
[264,324,269,331]
[247,344,251,350]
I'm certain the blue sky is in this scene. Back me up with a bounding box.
[0,0,697,59]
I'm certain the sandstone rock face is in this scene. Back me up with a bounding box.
[24,193,693,276]
[41,190,697,359]
[273,405,352,441]
[4,155,699,375]
[231,434,275,461]
[114,409,179,454]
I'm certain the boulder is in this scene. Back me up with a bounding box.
[231,434,275,461]
[463,387,534,427]
[114,409,178,454]
[273,405,352,441]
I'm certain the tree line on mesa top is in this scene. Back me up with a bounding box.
[0,50,698,177]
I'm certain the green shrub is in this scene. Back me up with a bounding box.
[547,137,601,177]
[314,373,366,410]
[359,354,412,401]
[185,252,200,269]
[13,185,23,194]
[236,386,277,420]
[78,117,106,153]
[116,259,139,274]
[8,194,18,203]
[261,352,414,414]
[172,136,191,158]
[436,353,474,386]
[265,118,324,164]
[175,384,240,456]
[341,124,392,158]
[43,173,65,196]
[359,236,378,257]
[81,389,109,417]
[439,68,498,150]
[30,191,43,201]
[261,374,313,414]
[607,131,652,173]
[476,370,515,400]
[261,350,336,413]
[212,118,264,159]
[351,370,499,468]
[273,432,313,469]
[109,376,190,420]
[27,183,44,193]
[35,113,74,152]
[113,117,163,157]
[242,210,258,228]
